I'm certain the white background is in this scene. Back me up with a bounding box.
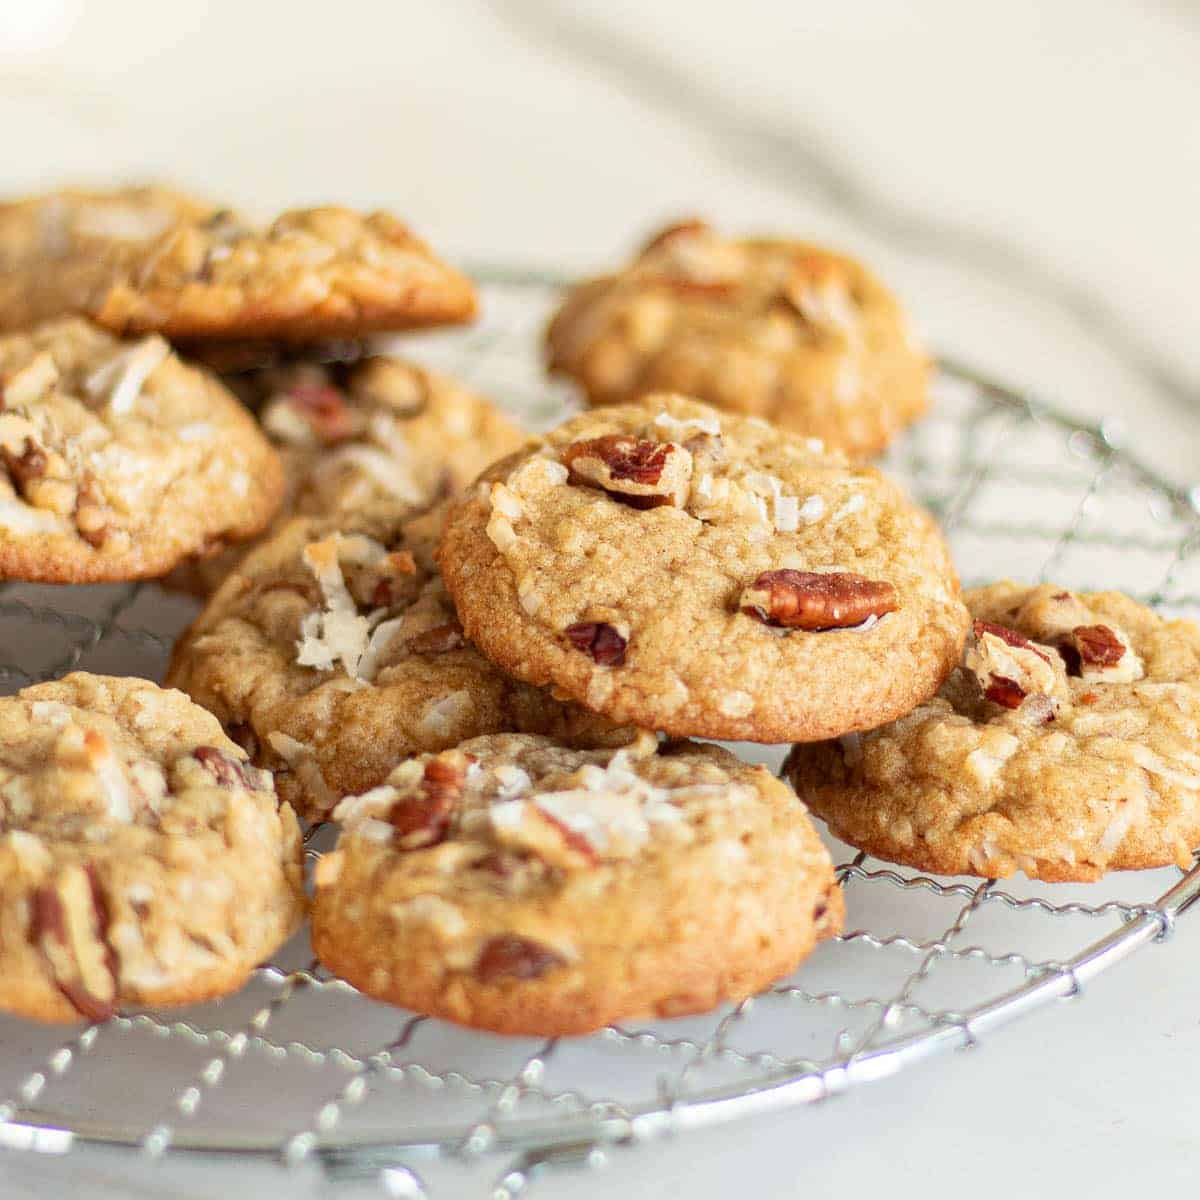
[1,2,1198,1196]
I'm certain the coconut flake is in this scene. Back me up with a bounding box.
[834,493,866,520]
[0,500,65,534]
[654,411,721,437]
[314,445,426,505]
[4,353,59,406]
[295,537,374,677]
[798,495,826,523]
[86,336,170,415]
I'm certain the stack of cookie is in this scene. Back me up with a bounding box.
[3,203,1197,1037]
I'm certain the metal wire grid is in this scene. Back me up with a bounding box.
[2,272,1200,1197]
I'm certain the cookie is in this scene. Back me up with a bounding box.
[312,732,842,1035]
[438,394,967,742]
[166,505,631,821]
[0,673,304,1023]
[167,355,526,594]
[0,186,477,342]
[546,219,929,458]
[0,318,283,582]
[785,582,1200,882]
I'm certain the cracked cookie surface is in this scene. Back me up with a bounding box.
[547,219,929,457]
[312,732,842,1035]
[0,318,283,581]
[785,582,1200,881]
[166,506,632,821]
[0,673,304,1023]
[168,355,525,594]
[0,186,477,342]
[438,395,967,742]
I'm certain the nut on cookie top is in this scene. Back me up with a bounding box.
[0,674,303,1022]
[0,186,477,341]
[0,318,282,581]
[312,732,841,1034]
[786,582,1200,881]
[166,507,628,821]
[546,218,928,456]
[439,394,967,742]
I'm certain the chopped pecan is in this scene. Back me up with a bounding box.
[406,620,464,655]
[74,479,110,548]
[474,934,564,983]
[368,549,418,608]
[966,620,1057,711]
[565,621,627,666]
[739,569,898,630]
[561,434,691,508]
[983,676,1027,710]
[1071,624,1125,668]
[193,745,259,790]
[474,850,525,878]
[1,438,47,491]
[973,621,1050,661]
[388,757,466,850]
[31,866,117,1022]
[285,384,357,445]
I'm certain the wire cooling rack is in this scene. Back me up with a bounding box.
[2,270,1200,1197]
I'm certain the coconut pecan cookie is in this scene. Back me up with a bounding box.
[166,506,631,821]
[168,355,526,594]
[785,583,1200,882]
[0,186,476,342]
[0,318,283,582]
[438,395,967,742]
[0,674,304,1023]
[546,219,929,457]
[312,732,842,1035]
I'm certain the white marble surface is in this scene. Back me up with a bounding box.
[1,2,1198,1197]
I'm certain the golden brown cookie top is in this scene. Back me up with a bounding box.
[0,674,303,1022]
[0,317,282,581]
[785,582,1200,881]
[312,732,841,1035]
[0,186,477,342]
[438,394,968,742]
[546,219,929,456]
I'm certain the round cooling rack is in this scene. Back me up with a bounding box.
[2,269,1200,1197]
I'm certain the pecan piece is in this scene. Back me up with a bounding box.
[738,569,898,630]
[193,745,260,790]
[30,866,117,1022]
[406,620,464,655]
[565,621,627,666]
[966,620,1057,711]
[388,757,466,850]
[474,934,564,983]
[1,438,47,492]
[1071,624,1125,668]
[285,384,357,445]
[983,676,1027,710]
[561,434,692,509]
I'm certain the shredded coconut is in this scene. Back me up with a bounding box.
[85,336,170,415]
[295,537,373,677]
[0,500,66,534]
[3,352,59,406]
[654,411,721,437]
